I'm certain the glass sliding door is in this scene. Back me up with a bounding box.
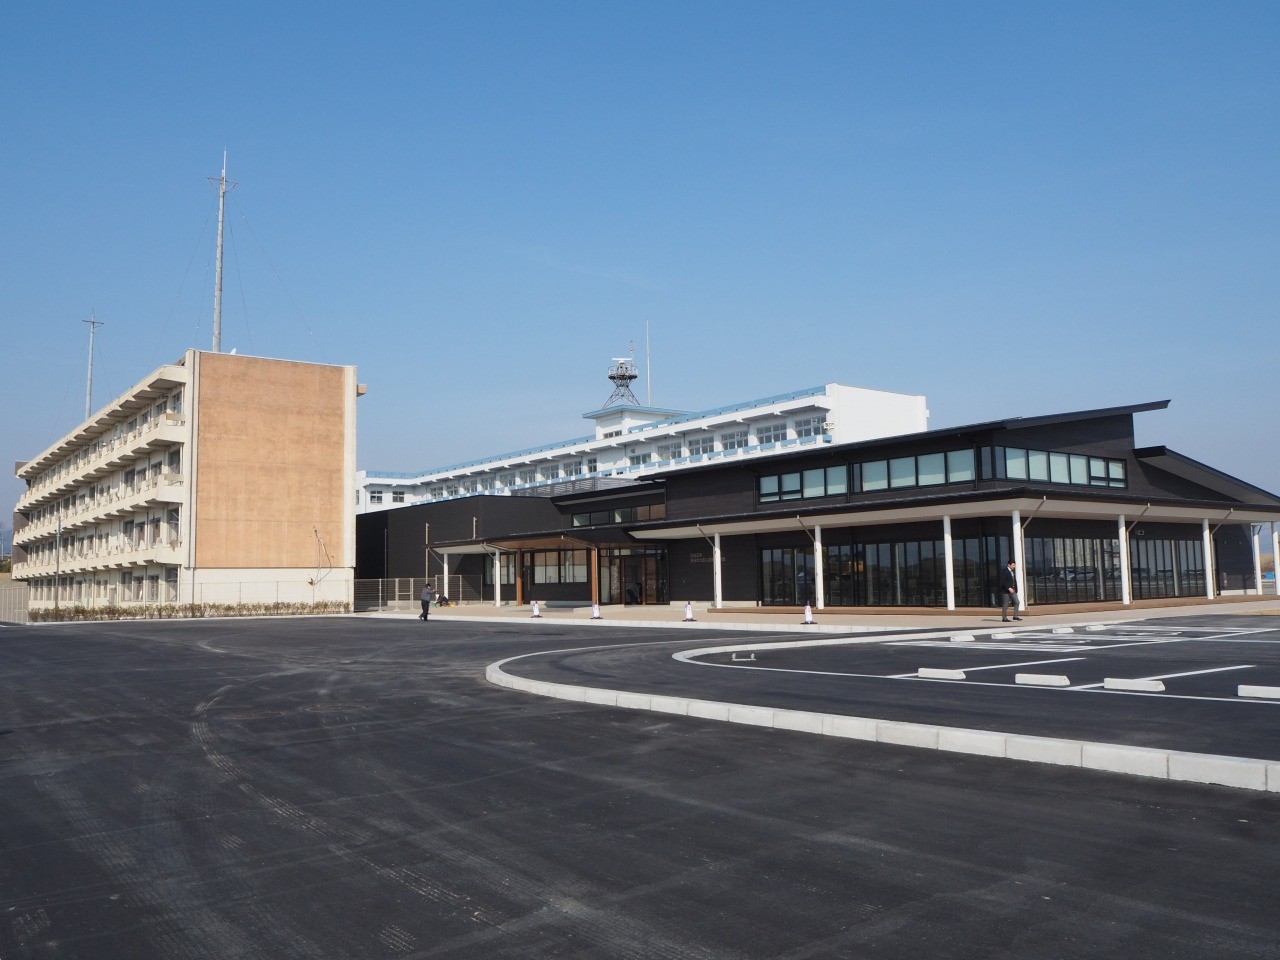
[761,547,815,606]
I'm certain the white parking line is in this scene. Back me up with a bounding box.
[1071,663,1257,690]
[897,656,1084,679]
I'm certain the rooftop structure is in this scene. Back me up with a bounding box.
[357,379,929,512]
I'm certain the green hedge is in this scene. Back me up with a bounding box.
[29,600,351,622]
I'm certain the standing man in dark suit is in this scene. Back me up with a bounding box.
[1000,560,1022,622]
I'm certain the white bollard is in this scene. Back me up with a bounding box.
[591,602,601,620]
[683,601,696,622]
[803,603,814,624]
[531,600,541,618]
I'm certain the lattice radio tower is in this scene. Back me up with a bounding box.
[603,345,640,407]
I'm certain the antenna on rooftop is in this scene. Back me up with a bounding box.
[604,343,640,407]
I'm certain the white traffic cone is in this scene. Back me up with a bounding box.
[803,602,814,624]
[591,602,602,620]
[531,600,542,618]
[683,601,696,622]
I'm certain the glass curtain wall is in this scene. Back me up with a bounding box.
[765,530,1208,607]
[1022,536,1122,603]
[1128,537,1205,600]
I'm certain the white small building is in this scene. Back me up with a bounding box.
[357,376,929,512]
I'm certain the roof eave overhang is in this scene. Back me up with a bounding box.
[629,493,1280,541]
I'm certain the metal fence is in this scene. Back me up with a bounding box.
[354,576,478,613]
[0,581,29,624]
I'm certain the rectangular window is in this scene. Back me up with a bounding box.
[825,465,847,495]
[802,469,826,498]
[780,472,802,500]
[370,490,383,504]
[392,490,405,503]
[889,457,916,488]
[1089,457,1109,486]
[498,473,515,487]
[518,469,536,484]
[1028,449,1049,482]
[794,416,823,438]
[586,457,598,473]
[563,460,583,476]
[759,475,780,502]
[947,449,975,483]
[688,436,715,455]
[1069,454,1088,485]
[756,423,787,444]
[628,454,651,466]
[721,429,748,450]
[1049,452,1070,484]
[862,460,889,492]
[656,442,682,461]
[1005,448,1028,480]
[1108,460,1126,488]
[917,453,946,486]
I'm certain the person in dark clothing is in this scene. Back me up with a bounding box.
[999,560,1022,622]
[420,583,436,621]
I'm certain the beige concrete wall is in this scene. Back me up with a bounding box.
[193,353,351,569]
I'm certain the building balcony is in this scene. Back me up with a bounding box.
[15,414,188,511]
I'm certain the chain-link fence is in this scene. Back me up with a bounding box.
[0,581,29,624]
[354,576,478,613]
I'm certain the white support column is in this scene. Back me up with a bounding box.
[813,525,825,610]
[441,553,450,597]
[493,552,502,608]
[943,515,956,611]
[1272,523,1279,597]
[1011,510,1026,611]
[1252,524,1263,595]
[1203,519,1215,599]
[712,533,723,609]
[1118,515,1132,606]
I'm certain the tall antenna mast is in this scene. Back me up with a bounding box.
[83,312,104,419]
[207,151,237,353]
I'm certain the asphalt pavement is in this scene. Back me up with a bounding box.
[1,616,1278,959]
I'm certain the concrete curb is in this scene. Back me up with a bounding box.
[485,657,1280,794]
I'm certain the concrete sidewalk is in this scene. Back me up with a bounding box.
[373,595,1280,633]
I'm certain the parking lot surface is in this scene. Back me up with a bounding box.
[1,617,1277,959]
[508,615,1280,761]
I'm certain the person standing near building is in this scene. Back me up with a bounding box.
[420,582,436,621]
[1000,560,1022,622]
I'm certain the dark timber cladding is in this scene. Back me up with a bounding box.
[357,401,1280,608]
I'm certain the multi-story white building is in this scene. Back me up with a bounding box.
[11,349,362,611]
[358,380,929,512]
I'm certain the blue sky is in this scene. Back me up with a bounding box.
[3,1,1279,531]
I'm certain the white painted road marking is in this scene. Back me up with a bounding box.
[1071,663,1256,690]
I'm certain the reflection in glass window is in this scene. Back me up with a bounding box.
[803,469,825,498]
[889,457,916,488]
[1069,455,1088,485]
[826,465,847,495]
[1005,448,1028,480]
[1028,450,1049,481]
[917,453,946,486]
[1049,452,1070,484]
[947,449,975,483]
[863,460,889,491]
[759,475,780,502]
